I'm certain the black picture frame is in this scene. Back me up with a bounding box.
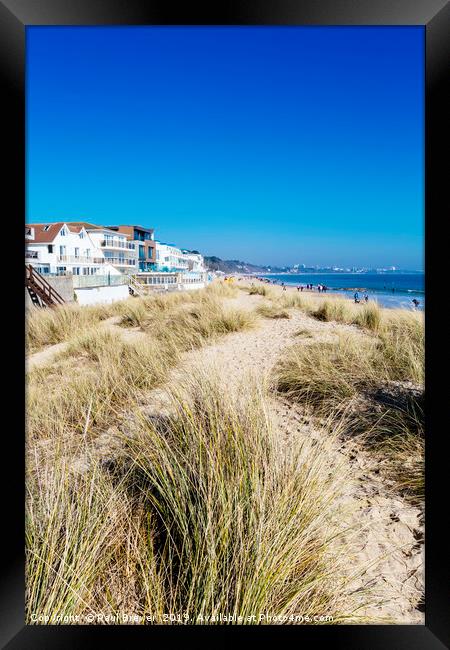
[2,1,449,647]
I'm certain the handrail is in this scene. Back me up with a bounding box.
[128,274,147,296]
[26,264,65,306]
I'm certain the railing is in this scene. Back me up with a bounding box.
[57,255,105,264]
[25,264,65,306]
[103,257,137,266]
[72,274,129,288]
[128,275,147,296]
[101,240,135,250]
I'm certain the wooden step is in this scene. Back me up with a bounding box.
[25,265,65,308]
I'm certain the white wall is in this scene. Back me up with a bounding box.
[181,281,206,291]
[74,284,129,305]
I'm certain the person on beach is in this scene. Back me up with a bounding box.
[364,293,369,303]
[354,291,360,303]
[282,283,286,291]
[412,298,420,309]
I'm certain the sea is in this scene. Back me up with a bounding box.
[259,272,425,310]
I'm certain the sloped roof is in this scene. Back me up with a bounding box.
[25,222,67,243]
[65,221,129,236]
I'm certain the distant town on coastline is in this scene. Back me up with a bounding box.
[204,257,423,275]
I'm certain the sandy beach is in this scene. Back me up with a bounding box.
[27,283,424,624]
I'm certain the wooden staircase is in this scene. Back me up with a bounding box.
[25,265,65,308]
[128,274,147,297]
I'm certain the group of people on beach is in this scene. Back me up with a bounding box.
[278,282,329,293]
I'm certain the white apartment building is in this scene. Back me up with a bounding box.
[155,242,189,272]
[81,225,137,274]
[181,250,206,272]
[26,222,103,275]
[25,222,120,276]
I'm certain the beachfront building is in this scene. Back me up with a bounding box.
[106,225,156,272]
[25,222,109,276]
[155,241,190,272]
[181,250,206,272]
[81,226,137,274]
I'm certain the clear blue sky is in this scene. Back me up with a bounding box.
[26,26,424,269]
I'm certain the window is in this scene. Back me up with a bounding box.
[43,225,51,232]
[85,249,91,258]
[73,267,80,275]
[59,246,66,257]
[79,231,85,239]
[74,248,79,258]
[48,245,53,253]
[60,227,67,236]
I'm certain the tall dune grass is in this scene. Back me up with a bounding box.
[26,281,239,353]
[122,378,360,622]
[275,326,424,503]
[26,454,137,622]
[26,374,365,624]
[27,329,172,442]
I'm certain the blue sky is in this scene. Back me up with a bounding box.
[26,26,424,269]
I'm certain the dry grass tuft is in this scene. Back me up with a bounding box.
[247,284,275,298]
[256,303,291,319]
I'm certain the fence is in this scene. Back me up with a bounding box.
[72,274,129,288]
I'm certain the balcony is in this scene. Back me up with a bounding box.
[101,240,135,251]
[57,255,105,264]
[104,257,137,266]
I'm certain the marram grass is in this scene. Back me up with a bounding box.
[26,376,366,624]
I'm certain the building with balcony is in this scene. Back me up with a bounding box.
[81,226,137,274]
[181,250,206,272]
[155,241,190,272]
[106,225,156,272]
[25,222,112,276]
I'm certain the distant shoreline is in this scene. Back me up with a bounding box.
[228,273,424,310]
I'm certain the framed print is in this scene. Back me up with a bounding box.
[1,0,449,647]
